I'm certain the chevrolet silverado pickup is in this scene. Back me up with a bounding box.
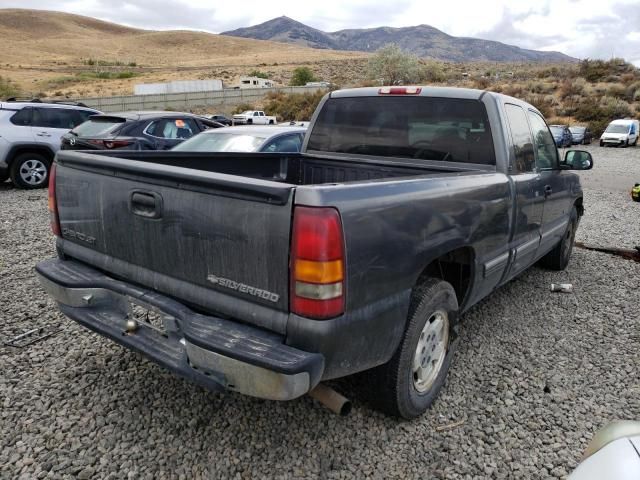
[37,86,593,419]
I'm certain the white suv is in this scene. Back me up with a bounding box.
[0,100,100,188]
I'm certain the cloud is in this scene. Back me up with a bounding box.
[2,0,640,64]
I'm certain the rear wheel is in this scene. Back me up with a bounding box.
[633,138,638,146]
[359,278,459,419]
[10,152,51,189]
[539,207,578,271]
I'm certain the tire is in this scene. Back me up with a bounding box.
[359,278,459,419]
[268,120,274,125]
[246,119,253,125]
[539,207,578,271]
[9,152,51,189]
[633,138,638,147]
[600,141,604,147]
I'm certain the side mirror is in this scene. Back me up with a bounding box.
[563,150,593,170]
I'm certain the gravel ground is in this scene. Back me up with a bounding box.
[1,146,639,479]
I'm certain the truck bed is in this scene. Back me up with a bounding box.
[86,150,489,185]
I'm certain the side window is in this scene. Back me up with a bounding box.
[527,111,558,170]
[32,108,79,129]
[262,134,303,152]
[146,118,197,139]
[254,112,259,117]
[504,104,535,173]
[10,108,31,126]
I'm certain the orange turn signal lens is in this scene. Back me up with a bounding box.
[294,259,343,284]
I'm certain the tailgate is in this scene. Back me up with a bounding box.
[54,152,295,324]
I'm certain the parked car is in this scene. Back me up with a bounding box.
[39,86,593,419]
[232,110,277,125]
[599,119,639,147]
[0,100,100,188]
[172,126,306,153]
[549,124,573,147]
[208,114,232,126]
[569,125,593,145]
[569,421,640,479]
[60,112,224,152]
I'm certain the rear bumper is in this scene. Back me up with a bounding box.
[36,258,324,400]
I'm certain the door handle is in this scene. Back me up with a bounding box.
[544,185,553,197]
[129,190,163,219]
[36,132,52,137]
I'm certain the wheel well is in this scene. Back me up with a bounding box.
[415,247,474,308]
[574,197,584,217]
[7,146,55,166]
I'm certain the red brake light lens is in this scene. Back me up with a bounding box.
[48,163,61,236]
[378,87,422,95]
[290,207,345,319]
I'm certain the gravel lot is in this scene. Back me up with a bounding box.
[1,145,639,479]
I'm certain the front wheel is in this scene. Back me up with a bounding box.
[600,141,604,147]
[360,278,459,419]
[10,152,51,189]
[539,207,578,270]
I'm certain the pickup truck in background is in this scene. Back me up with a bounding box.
[232,110,277,125]
[37,86,593,419]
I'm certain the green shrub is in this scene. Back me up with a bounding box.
[522,94,554,117]
[606,84,627,100]
[367,44,422,86]
[264,90,326,121]
[290,67,317,86]
[0,76,20,98]
[248,70,269,79]
[231,103,255,114]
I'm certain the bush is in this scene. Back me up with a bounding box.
[606,84,627,100]
[367,44,422,86]
[248,70,269,79]
[419,61,447,83]
[558,79,585,99]
[231,103,255,115]
[264,90,326,121]
[290,67,317,86]
[0,76,20,98]
[579,58,634,83]
[522,94,554,117]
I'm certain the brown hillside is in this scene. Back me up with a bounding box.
[0,8,367,96]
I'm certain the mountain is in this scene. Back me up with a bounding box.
[0,9,362,68]
[223,16,576,63]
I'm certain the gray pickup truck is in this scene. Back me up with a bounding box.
[37,86,593,418]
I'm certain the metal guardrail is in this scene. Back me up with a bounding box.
[68,86,327,113]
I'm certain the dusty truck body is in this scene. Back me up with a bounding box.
[37,87,592,418]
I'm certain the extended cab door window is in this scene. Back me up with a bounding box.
[504,104,535,173]
[527,111,559,170]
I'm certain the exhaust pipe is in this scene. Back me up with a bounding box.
[308,384,352,416]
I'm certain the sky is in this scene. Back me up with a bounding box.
[2,0,640,65]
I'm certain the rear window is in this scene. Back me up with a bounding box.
[172,132,266,152]
[307,96,495,165]
[73,118,126,136]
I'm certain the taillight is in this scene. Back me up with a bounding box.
[378,86,422,95]
[48,163,61,236]
[290,206,345,319]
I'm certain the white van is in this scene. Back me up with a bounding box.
[600,119,639,147]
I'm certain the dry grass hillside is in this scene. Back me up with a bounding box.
[0,9,367,97]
